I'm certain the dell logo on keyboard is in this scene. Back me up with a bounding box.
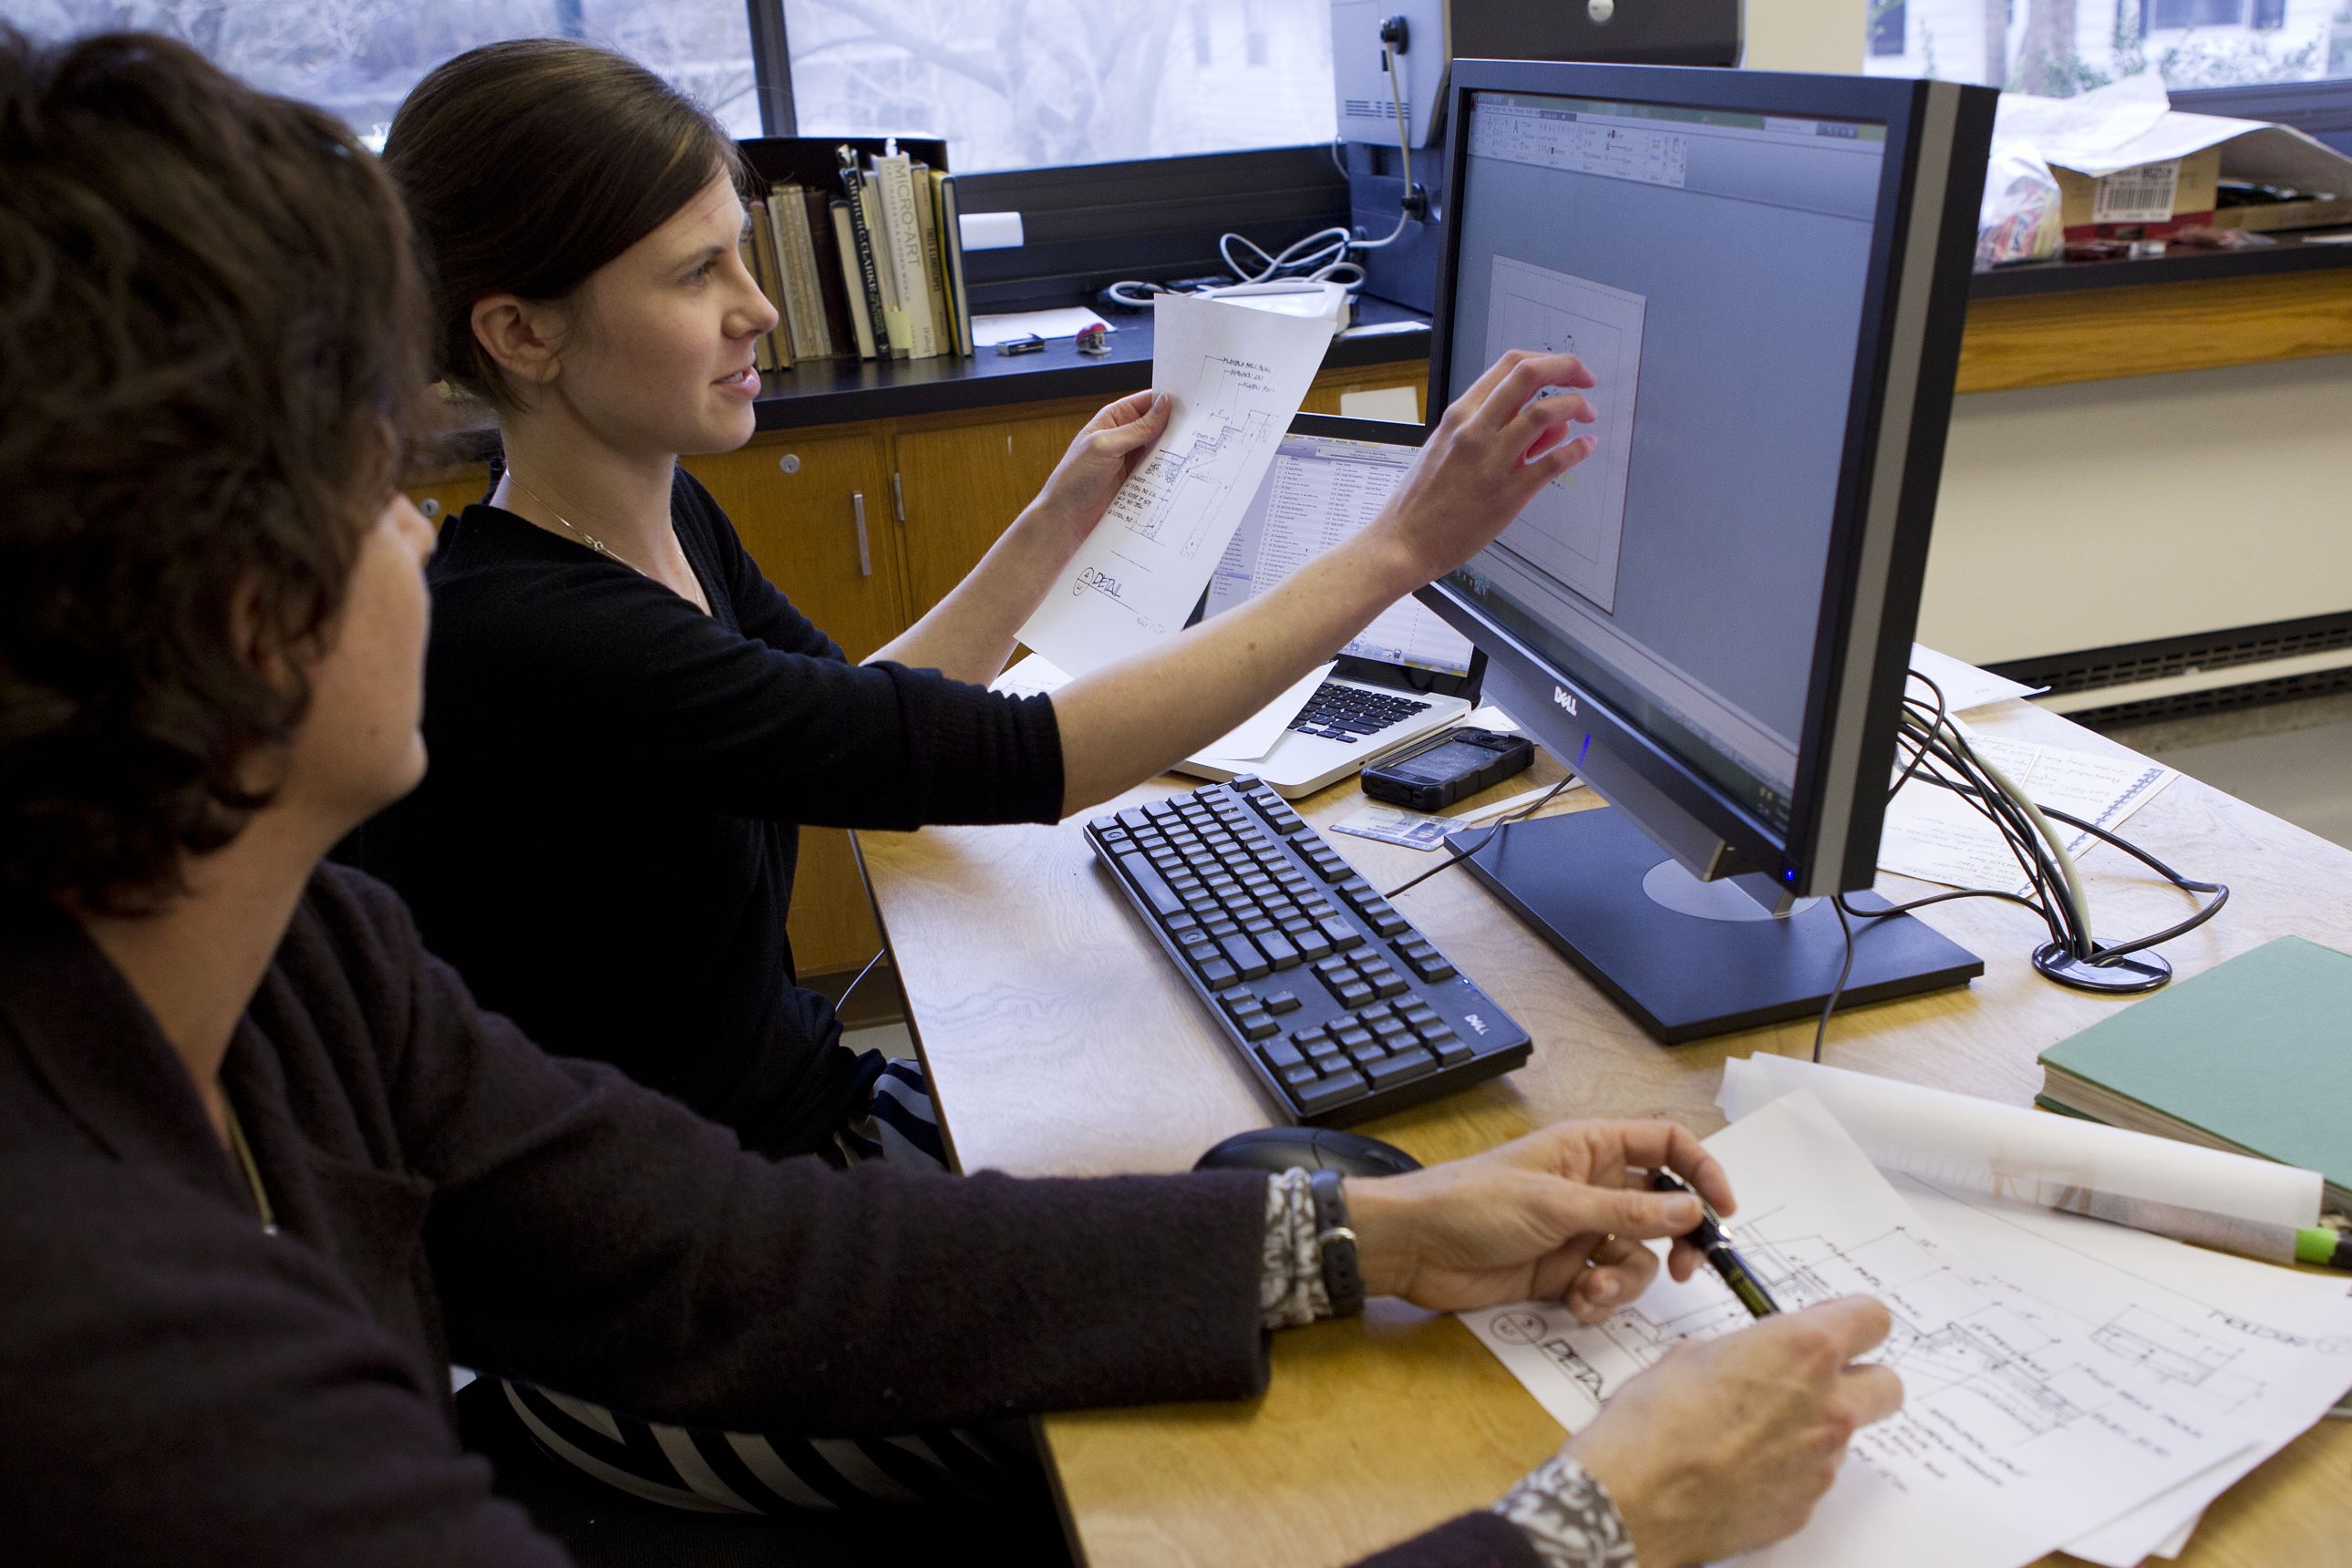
[1464,1013,1491,1036]
[1552,686,1578,717]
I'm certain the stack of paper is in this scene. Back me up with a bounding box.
[1462,1071,2352,1568]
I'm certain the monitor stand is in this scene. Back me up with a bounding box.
[1448,807,1983,1043]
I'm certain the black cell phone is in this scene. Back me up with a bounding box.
[1359,727,1535,812]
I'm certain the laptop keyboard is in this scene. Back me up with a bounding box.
[1286,681,1431,745]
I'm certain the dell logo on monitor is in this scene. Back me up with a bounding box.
[1552,686,1579,717]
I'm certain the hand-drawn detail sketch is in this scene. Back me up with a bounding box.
[1109,357,1278,561]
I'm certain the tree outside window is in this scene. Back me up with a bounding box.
[0,0,759,140]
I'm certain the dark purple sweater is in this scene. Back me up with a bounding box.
[0,866,1533,1566]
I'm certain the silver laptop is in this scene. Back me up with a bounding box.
[1174,415,1482,800]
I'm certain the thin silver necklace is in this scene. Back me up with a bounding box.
[504,469,645,577]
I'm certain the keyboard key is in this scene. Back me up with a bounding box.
[1238,1013,1279,1041]
[1365,1050,1437,1090]
[1263,990,1302,1014]
[1199,958,1238,988]
[1320,918,1364,952]
[1088,814,1121,835]
[1334,1026,1374,1051]
[1335,980,1375,1009]
[1183,942,1221,967]
[1114,854,1185,919]
[1291,926,1333,960]
[1258,931,1301,969]
[1258,1038,1305,1073]
[1216,986,1258,1016]
[1369,972,1409,999]
[1407,952,1457,982]
[1293,1071,1368,1114]
[1361,903,1410,938]
[1281,1062,1319,1088]
[1218,934,1272,980]
[1117,808,1153,833]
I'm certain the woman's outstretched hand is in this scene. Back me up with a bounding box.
[1366,349,1599,586]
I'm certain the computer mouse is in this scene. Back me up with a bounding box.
[1192,1126,1423,1178]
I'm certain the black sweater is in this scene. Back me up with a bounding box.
[0,867,1532,1565]
[351,471,1063,1154]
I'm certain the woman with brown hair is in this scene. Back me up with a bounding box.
[351,39,1602,1171]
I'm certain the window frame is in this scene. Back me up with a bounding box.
[739,1,1360,303]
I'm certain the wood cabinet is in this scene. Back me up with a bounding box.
[398,358,1426,982]
[682,432,902,660]
[684,433,902,979]
[891,399,1096,618]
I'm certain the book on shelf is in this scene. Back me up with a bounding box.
[827,199,879,360]
[798,185,856,359]
[732,136,969,364]
[2037,934,2352,1212]
[743,197,792,370]
[934,170,975,357]
[764,184,835,360]
[909,161,954,356]
[869,148,936,358]
[835,150,899,358]
[738,229,775,374]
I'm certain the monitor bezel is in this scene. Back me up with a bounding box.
[1418,59,1984,895]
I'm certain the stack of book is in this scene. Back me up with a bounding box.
[736,136,974,369]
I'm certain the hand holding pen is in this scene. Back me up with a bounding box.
[1650,1168,1780,1318]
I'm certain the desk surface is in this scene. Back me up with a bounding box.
[859,701,2352,1568]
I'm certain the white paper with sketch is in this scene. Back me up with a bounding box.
[1716,1055,2322,1261]
[1015,294,1335,676]
[1461,1094,2254,1568]
[1876,724,2177,893]
[1716,1057,2351,1563]
[1896,1173,2352,1566]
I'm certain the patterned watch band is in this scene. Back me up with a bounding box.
[1493,1452,1639,1568]
[1259,1169,1335,1329]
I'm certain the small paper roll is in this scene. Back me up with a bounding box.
[1718,1055,2323,1263]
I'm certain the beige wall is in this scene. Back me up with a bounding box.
[1916,354,2352,664]
[1739,0,1868,73]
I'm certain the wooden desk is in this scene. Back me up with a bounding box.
[858,702,2352,1567]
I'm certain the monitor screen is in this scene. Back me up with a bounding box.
[1443,90,1890,837]
[1204,428,1475,678]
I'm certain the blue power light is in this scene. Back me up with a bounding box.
[1783,868,1798,882]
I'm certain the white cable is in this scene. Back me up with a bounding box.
[1973,749,2095,955]
[1114,24,1421,306]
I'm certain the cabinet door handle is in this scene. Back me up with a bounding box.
[850,490,872,578]
[891,471,905,525]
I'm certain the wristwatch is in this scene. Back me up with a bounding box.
[1307,1168,1367,1317]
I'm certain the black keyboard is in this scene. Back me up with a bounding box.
[1086,776,1532,1125]
[1284,680,1431,745]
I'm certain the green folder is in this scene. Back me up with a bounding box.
[2037,935,2352,1212]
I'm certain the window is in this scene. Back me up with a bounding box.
[1870,1,1910,57]
[1865,0,2352,94]
[1,1,762,141]
[779,0,1337,173]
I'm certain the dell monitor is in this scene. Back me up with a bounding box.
[1418,61,1999,1041]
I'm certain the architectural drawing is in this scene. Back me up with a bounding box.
[1109,356,1279,560]
[1462,1095,2261,1568]
[1017,294,1332,676]
[1480,256,1645,614]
